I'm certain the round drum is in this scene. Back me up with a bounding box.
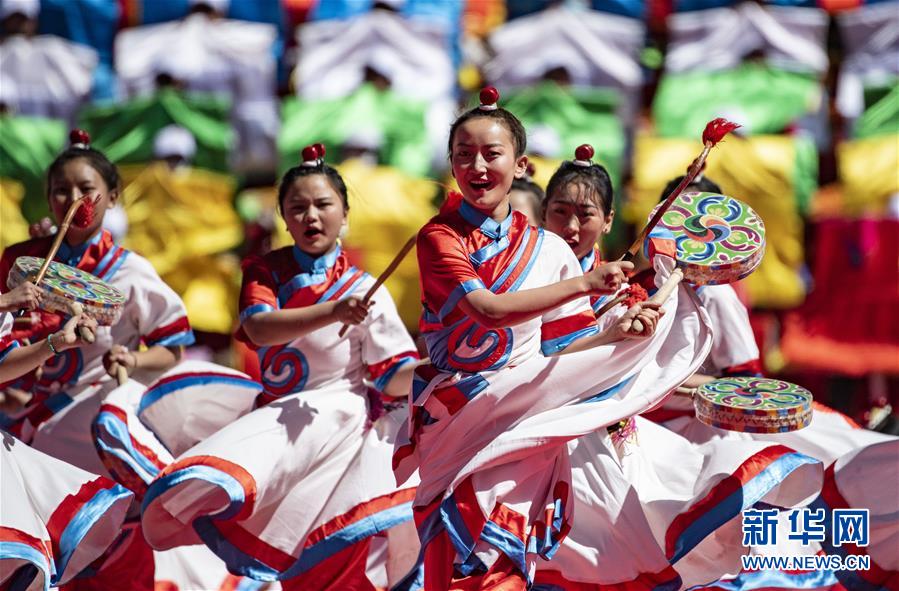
[7,256,125,326]
[694,377,813,433]
[650,192,765,285]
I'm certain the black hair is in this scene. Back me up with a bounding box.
[659,175,723,202]
[277,163,349,212]
[544,161,614,216]
[447,105,527,159]
[510,177,544,212]
[46,146,121,194]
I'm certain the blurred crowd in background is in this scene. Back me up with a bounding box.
[0,0,896,422]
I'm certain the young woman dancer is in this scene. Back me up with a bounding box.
[389,88,764,589]
[0,304,132,590]
[533,147,833,589]
[0,130,195,589]
[141,144,423,590]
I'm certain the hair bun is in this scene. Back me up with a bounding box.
[573,144,594,167]
[301,143,324,167]
[479,86,499,111]
[69,129,91,149]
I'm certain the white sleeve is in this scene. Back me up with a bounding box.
[125,255,195,348]
[698,285,761,374]
[539,233,600,355]
[358,284,418,392]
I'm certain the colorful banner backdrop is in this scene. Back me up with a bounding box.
[121,163,242,333]
[837,134,899,216]
[37,0,120,100]
[628,134,818,309]
[501,83,626,188]
[0,115,66,223]
[270,159,437,329]
[121,163,241,275]
[652,64,822,138]
[0,180,29,251]
[854,82,899,139]
[161,254,242,335]
[279,84,431,178]
[78,89,233,173]
[781,219,899,376]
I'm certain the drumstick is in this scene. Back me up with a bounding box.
[675,386,696,397]
[33,195,93,286]
[338,235,417,338]
[17,195,93,319]
[114,364,129,386]
[621,118,740,262]
[629,268,684,334]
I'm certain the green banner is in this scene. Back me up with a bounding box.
[78,88,233,172]
[653,64,821,138]
[502,82,625,189]
[0,115,66,222]
[279,84,432,178]
[855,82,899,139]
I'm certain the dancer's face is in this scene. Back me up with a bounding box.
[543,183,613,260]
[450,118,528,221]
[47,158,116,244]
[281,174,347,256]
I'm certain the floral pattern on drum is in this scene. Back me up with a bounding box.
[7,256,125,325]
[652,192,766,286]
[694,377,813,433]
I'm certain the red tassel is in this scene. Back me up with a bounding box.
[72,196,95,228]
[622,284,648,309]
[69,128,91,147]
[440,191,463,215]
[701,118,740,146]
[313,143,326,158]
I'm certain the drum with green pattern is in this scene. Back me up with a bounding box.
[8,256,125,325]
[650,192,765,285]
[694,377,812,433]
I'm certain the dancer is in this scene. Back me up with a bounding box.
[0,129,194,590]
[532,145,827,589]
[142,143,422,590]
[390,87,739,589]
[0,305,132,590]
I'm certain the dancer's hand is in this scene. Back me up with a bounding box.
[103,345,137,378]
[28,217,55,238]
[585,261,633,295]
[54,313,98,351]
[334,297,372,326]
[613,302,664,339]
[0,282,42,312]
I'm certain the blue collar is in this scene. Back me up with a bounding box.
[579,248,596,273]
[459,200,513,240]
[56,231,104,267]
[292,244,341,273]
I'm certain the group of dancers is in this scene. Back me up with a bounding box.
[0,87,896,591]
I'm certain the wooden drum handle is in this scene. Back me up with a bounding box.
[630,268,684,334]
[338,235,416,338]
[68,301,95,344]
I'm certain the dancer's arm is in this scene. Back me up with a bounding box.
[242,298,371,346]
[460,261,633,329]
[0,314,97,382]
